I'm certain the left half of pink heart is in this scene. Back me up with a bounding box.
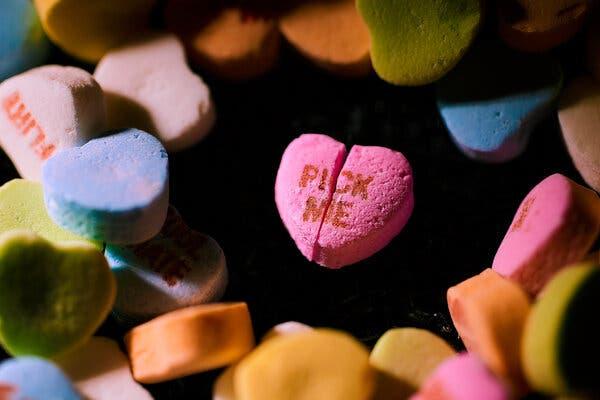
[275,134,414,268]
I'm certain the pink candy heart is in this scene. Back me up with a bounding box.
[275,134,414,268]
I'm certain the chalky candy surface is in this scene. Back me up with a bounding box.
[0,230,115,358]
[0,357,80,400]
[0,179,98,248]
[95,34,215,152]
[493,174,600,296]
[447,269,530,391]
[275,134,413,268]
[411,353,510,400]
[437,43,562,163]
[498,0,589,52]
[0,65,105,181]
[369,328,456,400]
[278,0,371,77]
[0,0,49,81]
[234,329,375,400]
[125,303,254,384]
[166,1,280,80]
[106,206,228,324]
[33,0,156,63]
[56,337,152,400]
[558,76,600,192]
[43,128,169,244]
[522,263,600,395]
[356,0,481,85]
[214,321,313,400]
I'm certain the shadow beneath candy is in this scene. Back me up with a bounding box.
[103,92,158,137]
[372,369,417,400]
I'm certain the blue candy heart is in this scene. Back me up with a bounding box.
[437,42,563,163]
[0,0,50,81]
[0,357,81,400]
[42,128,169,244]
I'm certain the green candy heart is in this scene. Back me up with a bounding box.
[0,179,100,248]
[356,0,481,85]
[0,230,115,358]
[522,263,600,396]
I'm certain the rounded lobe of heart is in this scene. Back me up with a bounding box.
[275,134,347,261]
[414,353,510,400]
[94,33,215,152]
[55,336,153,400]
[107,206,228,324]
[0,65,105,181]
[558,76,600,192]
[278,0,371,77]
[492,174,600,296]
[315,145,414,268]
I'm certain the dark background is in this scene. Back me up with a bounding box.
[1,1,598,398]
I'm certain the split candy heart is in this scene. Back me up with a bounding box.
[275,134,413,268]
[0,230,115,358]
[94,34,215,152]
[0,179,98,248]
[106,206,228,324]
[0,0,49,81]
[56,337,153,400]
[0,65,105,181]
[0,357,81,400]
[411,353,510,400]
[43,128,169,244]
[492,174,600,296]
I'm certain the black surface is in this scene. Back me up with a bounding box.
[0,7,597,399]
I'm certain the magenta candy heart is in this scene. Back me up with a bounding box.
[275,134,414,268]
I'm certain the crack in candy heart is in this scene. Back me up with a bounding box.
[275,134,414,269]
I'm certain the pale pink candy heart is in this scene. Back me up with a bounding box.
[275,133,414,268]
[492,173,600,296]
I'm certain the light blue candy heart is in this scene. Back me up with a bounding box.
[42,128,169,245]
[0,357,81,400]
[0,0,50,81]
[436,42,563,163]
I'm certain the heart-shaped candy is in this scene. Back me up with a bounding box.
[0,0,50,81]
[0,357,81,400]
[356,0,481,85]
[165,2,280,80]
[275,134,413,268]
[56,337,153,400]
[42,128,169,244]
[0,65,105,180]
[0,179,99,248]
[94,34,215,152]
[437,43,562,162]
[492,174,600,296]
[278,0,371,77]
[0,230,115,358]
[106,206,228,324]
[558,76,600,193]
[33,0,156,63]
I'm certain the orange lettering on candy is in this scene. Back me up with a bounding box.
[331,201,353,228]
[299,164,319,188]
[2,91,57,160]
[335,171,354,194]
[351,174,373,200]
[318,168,329,191]
[303,196,328,223]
